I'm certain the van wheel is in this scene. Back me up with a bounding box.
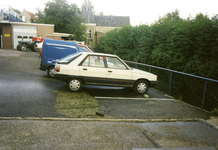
[21,44,27,51]
[47,66,54,78]
[67,79,83,92]
[134,80,149,94]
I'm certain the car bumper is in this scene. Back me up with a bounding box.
[54,72,70,82]
[39,64,50,71]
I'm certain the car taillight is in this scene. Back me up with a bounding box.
[55,66,60,72]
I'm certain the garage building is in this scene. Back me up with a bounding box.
[0,22,72,49]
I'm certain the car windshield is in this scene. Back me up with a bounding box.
[57,53,81,63]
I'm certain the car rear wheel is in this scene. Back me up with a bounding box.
[134,80,149,94]
[67,79,83,92]
[47,66,54,78]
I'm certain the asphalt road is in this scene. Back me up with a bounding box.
[0,49,171,118]
[0,49,210,120]
[0,49,66,117]
[0,49,217,149]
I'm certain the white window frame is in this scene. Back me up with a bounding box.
[87,30,91,39]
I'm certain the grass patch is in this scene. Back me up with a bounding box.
[54,86,109,118]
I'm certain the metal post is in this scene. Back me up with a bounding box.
[169,71,172,95]
[149,67,151,73]
[201,80,207,110]
[135,64,137,68]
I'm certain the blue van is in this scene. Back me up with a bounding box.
[39,39,79,77]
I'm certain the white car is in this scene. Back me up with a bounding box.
[54,52,158,94]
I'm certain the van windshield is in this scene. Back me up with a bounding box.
[57,53,81,64]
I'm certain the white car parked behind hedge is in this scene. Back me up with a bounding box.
[54,52,158,94]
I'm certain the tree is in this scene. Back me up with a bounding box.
[96,10,218,79]
[34,7,45,23]
[81,0,95,14]
[35,0,86,41]
[30,17,35,23]
[99,11,104,16]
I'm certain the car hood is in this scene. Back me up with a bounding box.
[131,68,157,80]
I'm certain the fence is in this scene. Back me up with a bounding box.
[124,60,218,112]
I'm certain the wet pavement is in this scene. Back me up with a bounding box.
[0,49,176,118]
[0,49,66,117]
[0,49,217,149]
[96,98,209,119]
[84,85,173,98]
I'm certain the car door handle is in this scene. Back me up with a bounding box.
[83,68,87,71]
[108,70,112,73]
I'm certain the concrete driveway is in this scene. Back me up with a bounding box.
[0,119,217,149]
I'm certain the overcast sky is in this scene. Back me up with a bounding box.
[2,0,218,26]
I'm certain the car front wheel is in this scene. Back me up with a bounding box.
[67,79,83,92]
[134,80,149,94]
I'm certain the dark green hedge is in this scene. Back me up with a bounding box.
[95,10,218,80]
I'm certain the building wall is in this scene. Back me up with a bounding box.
[83,25,119,48]
[96,26,118,33]
[21,10,31,23]
[0,24,12,49]
[0,22,55,49]
[36,25,54,37]
[12,22,54,38]
[95,26,119,46]
[96,33,106,45]
[83,24,96,48]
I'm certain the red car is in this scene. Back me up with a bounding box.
[78,44,94,52]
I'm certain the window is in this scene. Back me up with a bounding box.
[17,36,22,38]
[23,36,28,39]
[87,30,91,39]
[3,13,9,20]
[58,53,81,64]
[82,55,105,68]
[106,57,127,69]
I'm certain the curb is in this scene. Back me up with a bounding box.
[0,117,198,122]
[0,117,217,131]
[198,118,218,131]
[95,97,175,101]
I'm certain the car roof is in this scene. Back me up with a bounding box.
[43,39,78,47]
[79,52,117,57]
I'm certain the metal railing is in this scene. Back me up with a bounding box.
[124,60,218,111]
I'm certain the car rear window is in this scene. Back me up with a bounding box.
[57,53,81,64]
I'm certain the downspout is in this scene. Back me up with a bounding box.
[86,6,90,45]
